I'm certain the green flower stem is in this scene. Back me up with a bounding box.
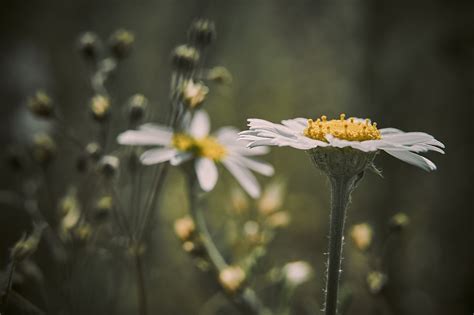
[134,254,148,315]
[186,174,271,315]
[324,175,356,315]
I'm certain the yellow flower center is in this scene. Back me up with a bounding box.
[304,113,381,142]
[172,133,227,161]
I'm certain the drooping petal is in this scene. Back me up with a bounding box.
[383,149,437,171]
[118,129,172,146]
[140,148,177,165]
[195,158,218,192]
[170,152,194,166]
[189,110,211,138]
[229,156,275,176]
[222,159,261,198]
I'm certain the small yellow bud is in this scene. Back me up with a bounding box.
[90,95,110,122]
[389,212,410,231]
[350,223,373,251]
[266,211,290,228]
[219,266,246,294]
[109,29,134,59]
[93,196,113,223]
[174,216,195,241]
[258,181,285,215]
[366,271,387,294]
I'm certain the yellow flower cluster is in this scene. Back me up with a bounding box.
[172,133,227,161]
[304,114,381,142]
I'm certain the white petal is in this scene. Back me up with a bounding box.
[384,149,437,171]
[117,129,172,146]
[229,156,274,176]
[379,128,403,135]
[189,110,210,138]
[195,158,218,192]
[215,127,240,144]
[222,159,261,198]
[170,152,194,166]
[140,148,177,165]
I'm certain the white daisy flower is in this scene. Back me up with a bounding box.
[239,113,444,172]
[117,110,274,198]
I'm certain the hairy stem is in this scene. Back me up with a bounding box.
[324,176,355,315]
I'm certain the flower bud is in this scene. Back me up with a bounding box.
[266,211,290,228]
[27,90,53,118]
[350,223,373,251]
[187,18,216,47]
[219,266,246,294]
[93,196,113,223]
[109,29,134,59]
[389,212,410,232]
[90,95,110,122]
[258,181,285,215]
[85,142,102,161]
[32,133,56,165]
[77,31,102,61]
[127,94,148,123]
[98,155,119,178]
[174,216,195,241]
[182,80,208,109]
[72,223,92,243]
[206,66,232,84]
[230,188,249,214]
[366,271,388,295]
[10,224,45,263]
[243,220,261,244]
[171,45,200,73]
[282,261,313,287]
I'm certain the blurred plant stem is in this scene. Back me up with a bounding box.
[186,171,272,315]
[134,254,148,315]
[1,261,16,309]
[324,176,355,315]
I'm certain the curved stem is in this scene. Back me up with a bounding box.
[186,174,271,315]
[324,176,355,315]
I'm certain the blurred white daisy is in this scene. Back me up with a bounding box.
[239,114,444,172]
[118,110,274,197]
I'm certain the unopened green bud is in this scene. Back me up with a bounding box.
[188,18,216,47]
[127,94,148,123]
[389,212,410,232]
[109,29,134,59]
[93,196,113,223]
[98,155,119,178]
[32,133,56,165]
[171,45,200,72]
[27,90,53,117]
[77,32,102,61]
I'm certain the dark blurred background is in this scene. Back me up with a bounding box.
[1,1,473,314]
